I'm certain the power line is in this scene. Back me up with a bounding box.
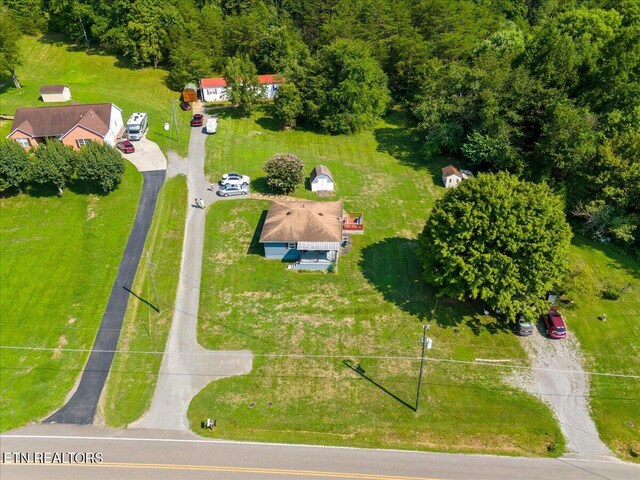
[1,345,638,379]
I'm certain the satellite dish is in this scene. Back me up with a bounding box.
[163,122,170,131]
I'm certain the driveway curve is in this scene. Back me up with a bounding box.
[45,169,166,425]
[133,117,252,432]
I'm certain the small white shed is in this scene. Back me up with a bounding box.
[39,85,71,103]
[310,165,334,192]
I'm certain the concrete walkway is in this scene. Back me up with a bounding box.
[45,170,166,425]
[133,120,253,431]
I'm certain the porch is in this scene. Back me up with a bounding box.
[343,212,364,234]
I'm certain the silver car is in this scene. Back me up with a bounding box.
[217,184,249,197]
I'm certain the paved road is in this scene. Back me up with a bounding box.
[133,119,252,431]
[1,425,638,480]
[44,170,166,425]
[122,136,167,172]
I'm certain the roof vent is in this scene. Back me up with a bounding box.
[286,211,291,215]
[318,213,324,216]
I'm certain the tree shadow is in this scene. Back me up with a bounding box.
[247,210,268,256]
[67,178,108,196]
[24,183,61,198]
[374,111,459,187]
[255,115,282,132]
[342,360,416,412]
[360,237,505,334]
[250,176,273,194]
[571,236,640,282]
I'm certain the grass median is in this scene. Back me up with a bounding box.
[101,175,187,427]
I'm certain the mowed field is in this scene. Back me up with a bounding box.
[188,110,566,456]
[0,35,191,156]
[0,163,142,431]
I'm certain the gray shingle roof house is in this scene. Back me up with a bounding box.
[310,165,334,192]
[259,200,344,270]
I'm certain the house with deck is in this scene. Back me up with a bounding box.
[259,200,364,270]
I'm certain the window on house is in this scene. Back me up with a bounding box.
[288,242,296,250]
[15,138,30,148]
[77,138,93,147]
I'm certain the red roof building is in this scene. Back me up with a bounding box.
[199,74,282,102]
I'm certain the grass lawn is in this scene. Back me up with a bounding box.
[101,175,188,427]
[0,35,191,156]
[564,238,640,462]
[188,110,565,456]
[0,163,142,431]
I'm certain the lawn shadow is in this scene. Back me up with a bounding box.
[250,176,273,194]
[255,114,282,132]
[360,237,502,333]
[342,359,416,412]
[375,111,463,187]
[571,236,640,283]
[68,178,108,196]
[24,183,61,198]
[247,210,268,256]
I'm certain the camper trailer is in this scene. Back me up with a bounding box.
[126,112,148,140]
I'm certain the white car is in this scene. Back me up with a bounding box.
[220,173,250,187]
[206,117,218,134]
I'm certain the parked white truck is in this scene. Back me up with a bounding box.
[206,116,218,134]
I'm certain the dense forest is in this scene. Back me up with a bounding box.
[1,0,639,254]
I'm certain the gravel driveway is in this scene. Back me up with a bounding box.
[507,326,616,459]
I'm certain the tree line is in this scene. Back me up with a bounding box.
[0,140,126,194]
[1,0,638,254]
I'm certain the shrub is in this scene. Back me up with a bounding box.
[76,142,125,193]
[264,153,305,194]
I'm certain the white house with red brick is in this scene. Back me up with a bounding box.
[200,74,281,102]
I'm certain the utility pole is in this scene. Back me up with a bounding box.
[172,99,179,141]
[416,324,431,412]
[146,251,161,312]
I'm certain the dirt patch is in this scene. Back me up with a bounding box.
[86,196,98,220]
[52,335,68,359]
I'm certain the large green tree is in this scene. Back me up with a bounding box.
[0,140,31,192]
[0,5,23,88]
[75,142,125,193]
[417,172,572,320]
[224,54,263,117]
[272,82,303,128]
[303,39,390,134]
[31,140,75,195]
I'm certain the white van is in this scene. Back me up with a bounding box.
[206,117,218,134]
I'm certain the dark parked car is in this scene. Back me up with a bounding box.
[116,140,135,154]
[191,114,204,127]
[542,308,567,339]
[513,313,533,336]
[217,184,249,197]
[180,101,191,111]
